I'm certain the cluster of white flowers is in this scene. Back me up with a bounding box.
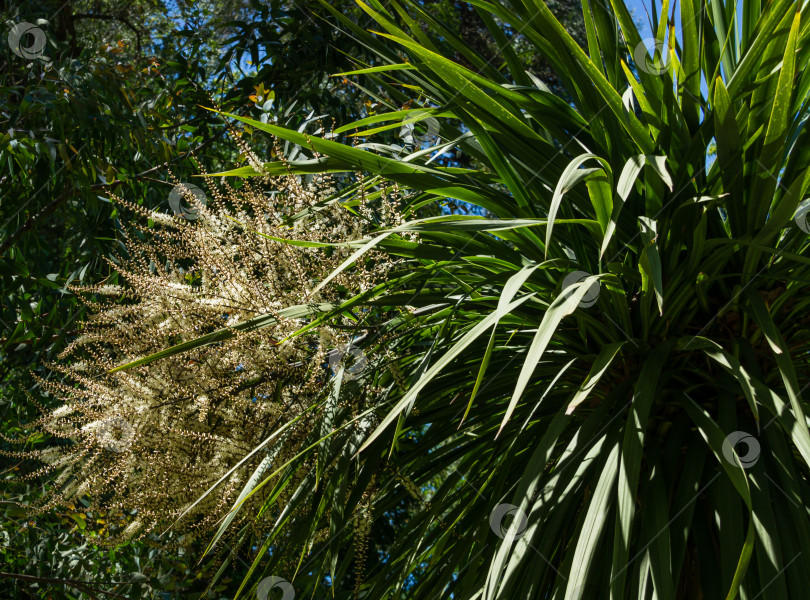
[6,159,406,550]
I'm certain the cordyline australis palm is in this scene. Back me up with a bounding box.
[112,0,810,598]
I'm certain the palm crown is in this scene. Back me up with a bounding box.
[114,0,810,597]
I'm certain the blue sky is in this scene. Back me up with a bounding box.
[626,0,656,38]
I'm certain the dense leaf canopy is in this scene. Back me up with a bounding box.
[9,0,810,599]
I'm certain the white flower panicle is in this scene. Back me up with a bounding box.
[7,154,406,549]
